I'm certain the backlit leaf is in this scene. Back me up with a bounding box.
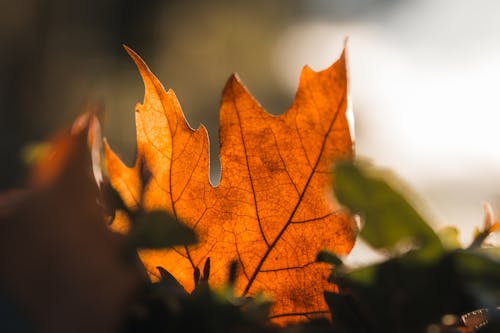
[104,46,357,321]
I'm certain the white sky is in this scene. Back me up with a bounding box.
[273,0,500,257]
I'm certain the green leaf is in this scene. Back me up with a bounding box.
[452,250,500,308]
[344,264,377,287]
[476,246,500,260]
[334,161,443,260]
[316,250,343,266]
[438,226,462,250]
[131,210,197,249]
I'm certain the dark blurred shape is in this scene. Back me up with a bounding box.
[0,0,163,189]
[0,122,141,333]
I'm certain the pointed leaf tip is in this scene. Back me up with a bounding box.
[342,37,349,54]
[224,73,243,90]
[221,73,254,103]
[122,44,137,59]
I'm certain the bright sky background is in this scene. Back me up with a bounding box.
[273,0,500,263]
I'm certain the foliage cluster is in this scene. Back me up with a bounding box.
[117,161,500,333]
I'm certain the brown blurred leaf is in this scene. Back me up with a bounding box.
[0,123,140,333]
[105,46,357,322]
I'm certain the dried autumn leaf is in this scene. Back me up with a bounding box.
[0,120,140,333]
[105,46,357,321]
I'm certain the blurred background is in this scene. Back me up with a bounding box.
[1,0,499,261]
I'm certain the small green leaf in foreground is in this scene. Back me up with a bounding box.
[131,210,197,249]
[334,161,443,260]
[316,250,343,266]
[437,226,462,250]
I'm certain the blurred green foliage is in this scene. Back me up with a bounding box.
[131,210,197,249]
[334,162,443,261]
[327,161,500,333]
[2,160,497,332]
[114,161,499,333]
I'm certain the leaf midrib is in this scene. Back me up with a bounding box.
[241,83,346,296]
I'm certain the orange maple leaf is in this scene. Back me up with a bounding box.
[104,46,357,322]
